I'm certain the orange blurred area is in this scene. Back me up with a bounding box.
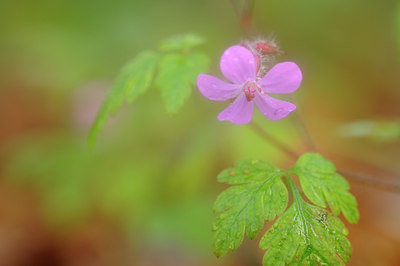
[1,0,400,265]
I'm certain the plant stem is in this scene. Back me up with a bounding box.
[285,174,301,200]
[289,96,317,151]
[249,121,299,159]
[231,0,255,36]
[338,170,400,194]
[292,110,317,151]
[231,0,400,195]
[248,120,400,195]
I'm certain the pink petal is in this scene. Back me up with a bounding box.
[254,94,296,120]
[258,62,302,94]
[220,45,257,84]
[218,94,254,124]
[197,74,240,101]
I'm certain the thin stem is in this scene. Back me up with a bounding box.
[230,0,240,19]
[282,172,297,194]
[289,95,317,151]
[338,170,400,194]
[231,0,254,36]
[248,121,400,195]
[232,0,400,195]
[291,103,400,194]
[249,121,299,159]
[285,96,400,194]
[285,174,304,206]
[293,111,317,151]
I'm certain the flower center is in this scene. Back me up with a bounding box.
[242,81,261,102]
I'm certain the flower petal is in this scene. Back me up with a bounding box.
[197,74,240,101]
[258,62,302,94]
[220,45,256,84]
[218,94,254,124]
[254,94,296,120]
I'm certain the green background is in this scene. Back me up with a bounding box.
[0,0,399,265]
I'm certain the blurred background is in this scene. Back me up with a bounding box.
[1,0,400,265]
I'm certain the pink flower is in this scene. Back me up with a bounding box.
[197,45,302,124]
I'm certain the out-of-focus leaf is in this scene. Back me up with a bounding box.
[339,120,400,143]
[290,153,359,223]
[155,52,209,113]
[88,34,209,146]
[158,34,205,52]
[122,51,160,103]
[212,159,288,258]
[260,179,352,265]
[88,51,159,147]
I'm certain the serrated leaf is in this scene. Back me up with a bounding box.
[260,179,352,265]
[290,153,359,224]
[155,52,209,113]
[88,51,159,147]
[122,51,160,103]
[158,34,205,51]
[213,159,288,258]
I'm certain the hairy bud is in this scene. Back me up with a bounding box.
[242,37,287,77]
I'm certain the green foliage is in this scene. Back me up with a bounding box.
[339,120,400,143]
[260,178,352,265]
[104,50,160,114]
[88,51,159,147]
[213,153,359,265]
[289,153,359,224]
[213,159,288,258]
[156,52,209,113]
[123,51,161,104]
[158,34,205,52]
[5,119,220,256]
[88,33,209,147]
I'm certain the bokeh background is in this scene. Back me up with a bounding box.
[1,0,400,265]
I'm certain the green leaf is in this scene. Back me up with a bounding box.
[122,51,160,103]
[213,159,288,258]
[290,153,359,224]
[155,52,209,113]
[339,120,400,143]
[158,34,205,52]
[260,178,352,265]
[88,51,159,147]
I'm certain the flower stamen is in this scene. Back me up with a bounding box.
[243,81,259,101]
